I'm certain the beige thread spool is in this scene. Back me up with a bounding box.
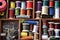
[36,13,40,19]
[10,2,15,8]
[42,6,48,15]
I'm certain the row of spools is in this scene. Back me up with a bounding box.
[9,1,33,19]
[36,0,60,18]
[42,21,60,40]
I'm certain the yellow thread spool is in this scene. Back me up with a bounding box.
[42,6,48,15]
[10,2,15,8]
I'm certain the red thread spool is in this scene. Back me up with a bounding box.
[20,8,26,15]
[49,1,54,7]
[54,23,60,29]
[48,22,54,30]
[26,1,33,9]
[9,8,14,19]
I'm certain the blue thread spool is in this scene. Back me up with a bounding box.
[21,1,26,9]
[55,1,59,8]
[49,7,54,15]
[16,1,21,8]
[43,1,48,6]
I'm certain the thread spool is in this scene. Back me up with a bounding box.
[54,8,59,18]
[10,2,15,8]
[43,0,48,1]
[43,1,48,6]
[15,7,20,16]
[20,9,26,15]
[36,13,40,19]
[55,1,59,8]
[0,12,4,16]
[42,35,48,40]
[21,31,29,37]
[54,29,60,38]
[42,6,48,15]
[26,1,33,9]
[32,25,38,33]
[49,7,54,15]
[16,1,21,8]
[49,1,54,7]
[21,1,26,9]
[9,8,14,19]
[23,23,29,31]
[48,22,54,30]
[27,9,32,17]
[54,23,60,29]
[36,1,42,13]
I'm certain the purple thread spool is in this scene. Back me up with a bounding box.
[16,1,21,8]
[36,1,42,13]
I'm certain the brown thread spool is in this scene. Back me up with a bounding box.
[48,22,54,30]
[9,8,14,19]
[20,9,26,15]
[54,23,60,29]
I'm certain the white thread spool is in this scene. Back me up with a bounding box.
[42,35,48,40]
[54,29,60,38]
[42,6,48,15]
[32,25,38,33]
[54,8,60,18]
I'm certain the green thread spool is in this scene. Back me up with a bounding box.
[43,0,48,1]
[43,1,48,6]
[55,1,59,8]
[15,8,20,16]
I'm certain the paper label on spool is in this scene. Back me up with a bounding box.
[42,35,48,39]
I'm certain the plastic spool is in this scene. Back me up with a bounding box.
[54,8,59,18]
[21,1,26,9]
[26,1,33,9]
[55,1,59,8]
[10,2,15,8]
[36,1,42,13]
[49,1,54,7]
[48,22,54,30]
[49,7,54,15]
[9,8,14,19]
[15,7,20,16]
[54,29,60,38]
[43,1,48,6]
[54,23,60,29]
[42,6,48,15]
[22,23,30,32]
[32,25,38,33]
[0,0,6,11]
[20,8,26,15]
[16,1,21,8]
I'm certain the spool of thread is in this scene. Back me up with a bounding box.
[43,1,48,6]
[48,30,54,37]
[20,9,26,15]
[21,1,26,9]
[10,2,15,8]
[49,1,54,7]
[48,22,54,30]
[15,7,20,16]
[36,13,40,19]
[0,0,6,11]
[42,35,48,40]
[23,23,29,31]
[26,1,33,9]
[16,1,21,8]
[36,1,42,13]
[54,23,60,29]
[49,7,54,15]
[42,6,48,15]
[27,9,32,16]
[54,29,60,38]
[21,31,29,37]
[32,25,38,33]
[55,1,59,8]
[0,12,4,16]
[54,8,59,18]
[43,0,48,1]
[9,8,14,19]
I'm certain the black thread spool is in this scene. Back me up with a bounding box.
[22,23,30,32]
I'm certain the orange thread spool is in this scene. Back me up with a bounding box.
[27,9,32,16]
[26,1,33,9]
[9,8,14,19]
[20,9,26,15]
